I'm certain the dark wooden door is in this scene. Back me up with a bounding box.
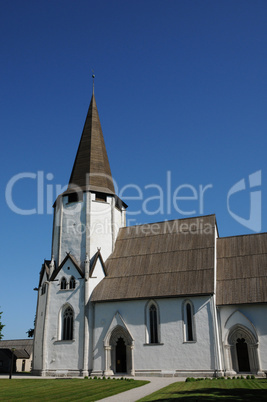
[116,337,126,373]
[236,338,250,372]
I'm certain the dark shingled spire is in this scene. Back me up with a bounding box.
[67,94,115,194]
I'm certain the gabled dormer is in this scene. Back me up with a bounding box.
[87,250,107,298]
[50,253,84,289]
[38,260,51,295]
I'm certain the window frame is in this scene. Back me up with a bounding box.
[59,304,74,341]
[145,300,161,345]
[94,192,107,202]
[182,299,196,343]
[69,276,76,290]
[149,304,159,344]
[60,277,67,290]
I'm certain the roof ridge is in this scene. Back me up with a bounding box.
[105,268,214,278]
[109,245,215,260]
[217,251,267,259]
[117,231,213,240]
[219,232,267,239]
[119,214,216,230]
[218,274,266,280]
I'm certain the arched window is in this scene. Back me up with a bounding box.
[60,277,67,290]
[183,300,196,342]
[62,306,74,340]
[145,300,161,344]
[149,304,159,343]
[186,303,193,341]
[69,276,76,290]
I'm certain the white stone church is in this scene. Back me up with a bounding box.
[33,91,267,377]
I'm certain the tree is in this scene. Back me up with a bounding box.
[26,316,36,338]
[26,328,34,338]
[0,308,5,340]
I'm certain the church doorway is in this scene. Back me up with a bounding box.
[115,337,127,373]
[236,338,250,372]
[226,324,259,374]
[104,323,134,376]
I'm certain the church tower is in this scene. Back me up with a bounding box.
[33,90,127,376]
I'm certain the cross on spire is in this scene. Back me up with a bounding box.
[92,70,95,94]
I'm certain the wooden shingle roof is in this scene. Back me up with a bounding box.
[216,233,267,305]
[0,339,33,358]
[67,93,115,195]
[91,215,216,302]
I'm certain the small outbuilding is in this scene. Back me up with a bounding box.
[0,339,33,374]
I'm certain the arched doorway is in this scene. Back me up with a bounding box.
[115,337,127,373]
[236,338,250,372]
[226,325,259,374]
[104,324,134,376]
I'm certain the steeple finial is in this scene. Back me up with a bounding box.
[92,70,95,95]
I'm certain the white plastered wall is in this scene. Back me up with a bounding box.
[89,258,106,298]
[16,357,32,372]
[60,196,86,266]
[52,193,126,269]
[33,273,48,371]
[93,296,216,376]
[38,190,126,375]
[89,195,114,261]
[43,259,85,373]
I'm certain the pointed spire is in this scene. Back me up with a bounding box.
[68,93,115,194]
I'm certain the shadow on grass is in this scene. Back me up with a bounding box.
[151,387,267,401]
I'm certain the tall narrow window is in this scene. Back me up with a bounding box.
[69,276,76,290]
[62,306,73,340]
[60,277,67,290]
[186,303,193,341]
[183,300,195,342]
[149,304,159,344]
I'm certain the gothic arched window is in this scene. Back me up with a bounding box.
[62,306,74,340]
[60,277,67,290]
[69,276,76,290]
[149,303,159,344]
[183,300,196,342]
[186,303,193,341]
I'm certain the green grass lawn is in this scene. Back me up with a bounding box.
[137,379,267,401]
[0,378,149,401]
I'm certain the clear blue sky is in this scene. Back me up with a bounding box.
[1,0,267,339]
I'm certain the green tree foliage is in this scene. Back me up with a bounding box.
[26,316,36,338]
[26,328,34,338]
[0,308,5,340]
